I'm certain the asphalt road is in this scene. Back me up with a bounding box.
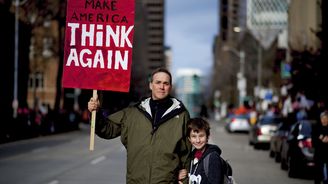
[0,121,314,184]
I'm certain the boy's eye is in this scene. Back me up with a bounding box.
[199,134,205,138]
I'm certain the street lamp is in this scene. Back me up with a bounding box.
[222,46,246,106]
[12,0,29,118]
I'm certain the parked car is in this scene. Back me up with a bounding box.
[280,120,316,178]
[249,116,283,149]
[225,114,250,133]
[269,121,291,162]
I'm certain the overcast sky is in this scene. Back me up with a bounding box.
[165,0,218,80]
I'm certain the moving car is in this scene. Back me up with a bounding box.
[248,116,283,149]
[225,114,250,133]
[280,120,316,178]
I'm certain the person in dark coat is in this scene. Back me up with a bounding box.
[179,118,222,184]
[199,104,209,119]
[313,111,328,184]
[88,68,191,184]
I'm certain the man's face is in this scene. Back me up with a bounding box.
[188,129,208,151]
[321,116,328,127]
[149,72,171,100]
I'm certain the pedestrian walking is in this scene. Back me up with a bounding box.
[88,68,191,184]
[313,111,328,184]
[199,104,209,119]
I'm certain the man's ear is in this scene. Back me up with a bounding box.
[149,82,152,90]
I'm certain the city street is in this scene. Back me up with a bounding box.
[210,120,312,184]
[0,121,313,184]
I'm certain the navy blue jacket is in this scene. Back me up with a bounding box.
[189,144,222,184]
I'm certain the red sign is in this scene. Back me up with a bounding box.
[62,0,135,92]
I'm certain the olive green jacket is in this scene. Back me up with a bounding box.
[95,97,191,184]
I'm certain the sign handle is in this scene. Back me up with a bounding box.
[90,89,97,151]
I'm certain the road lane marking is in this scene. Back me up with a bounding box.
[91,155,106,165]
[31,147,49,153]
[48,180,59,184]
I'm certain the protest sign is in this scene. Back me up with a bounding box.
[62,0,135,92]
[62,0,135,150]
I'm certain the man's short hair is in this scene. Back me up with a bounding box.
[320,111,328,118]
[149,68,172,85]
[187,118,210,137]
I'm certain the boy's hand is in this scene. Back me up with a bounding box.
[322,135,328,143]
[178,169,188,183]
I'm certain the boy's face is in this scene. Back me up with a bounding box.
[188,129,208,151]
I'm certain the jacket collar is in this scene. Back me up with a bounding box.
[139,97,183,118]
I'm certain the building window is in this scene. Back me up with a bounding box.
[149,42,162,46]
[29,72,44,90]
[147,3,162,7]
[149,26,162,30]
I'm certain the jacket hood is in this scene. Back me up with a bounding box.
[202,144,222,158]
[137,97,186,118]
[135,97,187,133]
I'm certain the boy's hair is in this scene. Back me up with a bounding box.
[149,68,172,85]
[187,118,210,137]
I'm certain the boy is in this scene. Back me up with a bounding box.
[179,118,223,184]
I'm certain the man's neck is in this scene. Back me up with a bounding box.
[150,96,170,103]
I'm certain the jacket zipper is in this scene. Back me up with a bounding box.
[151,105,158,135]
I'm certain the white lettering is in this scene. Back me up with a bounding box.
[65,49,129,70]
[66,48,79,66]
[120,26,134,48]
[93,50,105,68]
[82,24,95,46]
[80,49,92,68]
[105,25,120,47]
[96,24,103,47]
[107,50,113,69]
[67,23,133,48]
[115,50,128,70]
[67,23,79,46]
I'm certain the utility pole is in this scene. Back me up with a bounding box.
[257,41,262,95]
[13,0,19,118]
[223,46,246,106]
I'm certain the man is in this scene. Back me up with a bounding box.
[88,68,191,184]
[313,111,328,184]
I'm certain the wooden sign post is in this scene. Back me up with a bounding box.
[89,89,97,151]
